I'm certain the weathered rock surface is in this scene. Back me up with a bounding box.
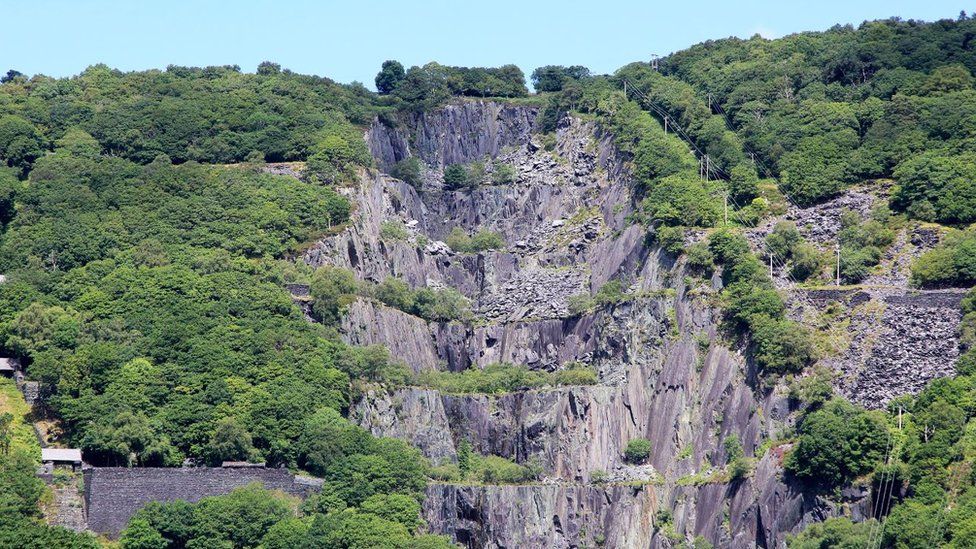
[807,288,966,407]
[308,101,949,547]
[367,100,538,172]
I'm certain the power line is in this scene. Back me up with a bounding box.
[621,78,822,312]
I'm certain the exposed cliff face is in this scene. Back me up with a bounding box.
[304,100,958,547]
[367,101,538,172]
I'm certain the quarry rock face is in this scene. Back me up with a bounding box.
[304,101,964,547]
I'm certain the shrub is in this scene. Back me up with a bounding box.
[469,454,538,484]
[443,162,484,190]
[371,277,470,322]
[379,220,409,241]
[655,226,685,254]
[310,266,358,324]
[552,364,599,385]
[786,398,889,491]
[567,293,594,316]
[445,227,505,253]
[413,362,596,394]
[594,280,628,308]
[911,228,976,287]
[389,157,422,189]
[491,162,516,185]
[442,164,468,189]
[685,242,714,273]
[624,438,652,464]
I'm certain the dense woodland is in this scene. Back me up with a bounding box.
[0,13,975,548]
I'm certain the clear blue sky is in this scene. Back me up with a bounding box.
[3,0,970,87]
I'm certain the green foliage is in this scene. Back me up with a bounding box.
[468,454,541,484]
[531,65,591,92]
[371,277,470,322]
[442,161,486,190]
[0,449,98,546]
[708,229,814,374]
[444,227,505,253]
[788,366,836,409]
[655,226,686,254]
[375,60,406,95]
[414,362,597,395]
[911,227,976,287]
[305,123,373,185]
[392,62,527,111]
[390,157,423,189]
[120,483,447,548]
[786,517,874,548]
[490,162,516,185]
[0,64,381,167]
[310,266,359,324]
[624,438,652,464]
[786,398,889,491]
[685,241,715,273]
[379,220,410,241]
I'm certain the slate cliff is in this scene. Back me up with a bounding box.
[302,100,960,548]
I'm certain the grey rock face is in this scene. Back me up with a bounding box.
[366,100,539,172]
[307,102,946,547]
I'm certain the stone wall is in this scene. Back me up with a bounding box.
[84,467,317,538]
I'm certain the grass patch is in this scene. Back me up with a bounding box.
[0,378,40,460]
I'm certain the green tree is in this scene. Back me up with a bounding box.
[375,60,406,95]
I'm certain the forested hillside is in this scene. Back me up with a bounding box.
[0,12,975,549]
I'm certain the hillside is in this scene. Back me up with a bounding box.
[0,13,975,549]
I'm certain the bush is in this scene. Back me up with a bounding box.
[491,162,516,185]
[389,157,422,189]
[624,438,652,464]
[786,398,889,491]
[371,277,470,322]
[443,162,485,190]
[445,227,505,253]
[442,164,468,189]
[552,363,599,385]
[567,293,594,316]
[685,242,714,273]
[911,228,976,287]
[470,454,539,484]
[379,220,409,241]
[655,226,685,254]
[594,280,629,308]
[310,266,358,324]
[413,361,596,394]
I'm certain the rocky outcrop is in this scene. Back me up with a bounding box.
[366,101,538,171]
[308,102,939,547]
[424,483,655,549]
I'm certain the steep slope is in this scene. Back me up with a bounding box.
[296,100,944,547]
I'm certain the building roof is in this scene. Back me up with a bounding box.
[41,448,83,462]
[0,358,15,372]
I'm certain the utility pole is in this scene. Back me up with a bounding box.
[724,193,728,226]
[707,93,712,111]
[835,243,841,286]
[898,406,903,430]
[705,155,710,180]
[664,116,668,135]
[769,253,774,277]
[624,80,627,98]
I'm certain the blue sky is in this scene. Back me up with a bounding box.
[3,0,970,87]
